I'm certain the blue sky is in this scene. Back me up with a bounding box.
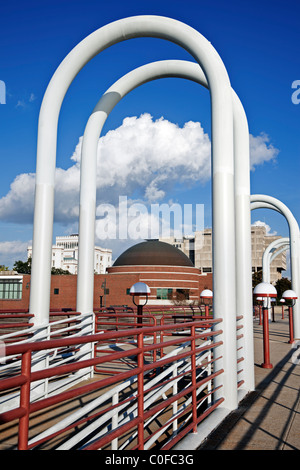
[0,0,299,275]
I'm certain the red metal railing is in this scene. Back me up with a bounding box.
[94,310,216,372]
[0,311,83,344]
[0,319,223,450]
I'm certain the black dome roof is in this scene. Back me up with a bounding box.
[113,240,194,267]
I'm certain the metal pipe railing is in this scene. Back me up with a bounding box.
[0,319,223,450]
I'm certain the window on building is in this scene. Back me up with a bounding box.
[54,288,59,295]
[202,267,212,273]
[0,279,23,300]
[156,288,173,300]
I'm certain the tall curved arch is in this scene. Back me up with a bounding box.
[30,16,235,323]
[251,194,300,338]
[76,59,253,395]
[30,16,240,409]
[270,244,289,266]
[262,237,290,283]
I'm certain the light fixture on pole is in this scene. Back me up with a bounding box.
[256,296,263,325]
[130,282,151,326]
[280,298,285,319]
[253,282,277,369]
[282,290,297,344]
[200,289,213,317]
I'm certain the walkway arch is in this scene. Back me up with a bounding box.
[251,194,300,338]
[270,243,290,266]
[29,16,244,410]
[262,237,290,284]
[76,59,253,395]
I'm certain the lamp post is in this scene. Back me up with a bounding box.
[256,296,263,325]
[200,289,213,317]
[130,282,151,326]
[271,297,276,322]
[280,298,285,319]
[253,282,277,369]
[282,290,298,344]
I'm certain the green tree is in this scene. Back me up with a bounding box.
[51,267,72,275]
[252,270,262,290]
[0,265,9,271]
[13,257,71,275]
[13,257,31,274]
[275,277,292,301]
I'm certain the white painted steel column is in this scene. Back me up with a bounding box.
[30,16,237,409]
[231,91,254,393]
[251,195,300,339]
[262,238,289,283]
[77,59,253,395]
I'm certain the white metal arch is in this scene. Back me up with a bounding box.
[76,59,253,395]
[262,237,290,284]
[251,194,300,338]
[29,16,244,410]
[30,16,235,323]
[270,244,289,266]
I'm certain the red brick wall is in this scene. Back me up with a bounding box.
[0,274,31,312]
[0,271,212,312]
[94,273,140,309]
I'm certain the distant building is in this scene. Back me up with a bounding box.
[27,234,112,275]
[160,225,287,285]
[107,240,212,306]
[0,240,212,311]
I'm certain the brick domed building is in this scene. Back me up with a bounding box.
[106,240,212,306]
[0,240,212,311]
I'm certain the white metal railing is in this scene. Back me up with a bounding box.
[0,312,94,411]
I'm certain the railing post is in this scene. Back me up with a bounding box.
[191,325,197,433]
[261,306,273,369]
[137,331,144,450]
[153,317,157,363]
[18,350,31,450]
[111,391,119,450]
[172,363,178,433]
[288,305,295,344]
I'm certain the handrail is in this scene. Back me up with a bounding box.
[0,318,223,450]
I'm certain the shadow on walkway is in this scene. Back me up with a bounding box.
[198,316,300,450]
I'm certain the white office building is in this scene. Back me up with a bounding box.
[160,225,287,285]
[27,234,112,275]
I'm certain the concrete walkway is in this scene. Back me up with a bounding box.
[198,308,300,450]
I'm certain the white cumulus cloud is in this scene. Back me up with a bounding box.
[0,240,31,269]
[252,220,277,236]
[249,133,279,170]
[0,114,279,226]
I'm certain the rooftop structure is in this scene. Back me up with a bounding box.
[160,225,287,284]
[113,240,194,267]
[27,234,112,275]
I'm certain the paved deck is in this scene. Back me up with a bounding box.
[198,307,300,450]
